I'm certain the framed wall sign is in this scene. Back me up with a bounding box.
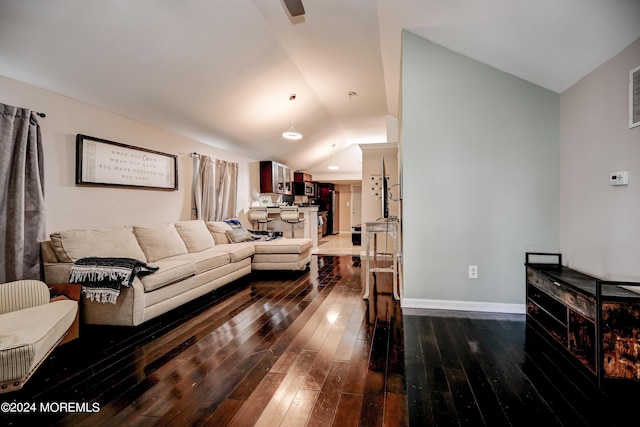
[76,134,178,190]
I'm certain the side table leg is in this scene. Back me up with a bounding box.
[393,254,400,301]
[363,230,370,299]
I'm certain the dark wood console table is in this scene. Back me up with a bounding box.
[525,253,640,386]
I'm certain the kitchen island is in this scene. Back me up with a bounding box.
[249,205,319,249]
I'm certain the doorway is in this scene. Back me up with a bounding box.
[351,185,362,228]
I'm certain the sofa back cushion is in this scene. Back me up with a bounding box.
[50,226,146,262]
[206,221,233,245]
[134,223,188,262]
[174,220,215,252]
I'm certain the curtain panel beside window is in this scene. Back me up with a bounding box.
[0,103,46,282]
[193,155,238,222]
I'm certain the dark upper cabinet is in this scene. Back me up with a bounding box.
[260,161,291,194]
[293,171,314,196]
[294,171,312,182]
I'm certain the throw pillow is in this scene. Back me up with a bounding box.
[225,228,253,243]
[224,218,244,229]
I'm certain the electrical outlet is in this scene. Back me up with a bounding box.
[468,265,478,279]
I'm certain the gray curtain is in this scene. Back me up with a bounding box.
[193,155,238,221]
[0,103,46,283]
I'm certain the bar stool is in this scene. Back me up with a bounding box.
[280,206,303,238]
[249,207,273,230]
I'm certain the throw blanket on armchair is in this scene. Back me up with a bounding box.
[69,257,159,304]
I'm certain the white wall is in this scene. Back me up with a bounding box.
[559,39,640,281]
[400,31,560,310]
[360,143,399,223]
[0,75,258,234]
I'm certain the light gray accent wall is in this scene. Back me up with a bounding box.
[400,31,560,304]
[559,38,640,281]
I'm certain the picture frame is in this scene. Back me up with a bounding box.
[76,134,178,190]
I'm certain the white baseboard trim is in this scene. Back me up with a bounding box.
[401,298,526,314]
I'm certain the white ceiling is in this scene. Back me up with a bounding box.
[1,0,639,177]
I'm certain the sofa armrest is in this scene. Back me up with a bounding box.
[41,240,59,263]
[43,262,72,285]
[0,280,50,314]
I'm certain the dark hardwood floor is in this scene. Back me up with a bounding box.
[1,255,638,426]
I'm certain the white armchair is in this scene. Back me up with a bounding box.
[0,280,78,393]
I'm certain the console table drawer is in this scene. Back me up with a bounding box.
[527,283,567,324]
[527,267,596,320]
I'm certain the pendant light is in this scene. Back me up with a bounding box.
[328,143,340,170]
[282,94,302,140]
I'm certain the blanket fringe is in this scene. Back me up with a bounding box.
[83,288,119,304]
[69,265,132,285]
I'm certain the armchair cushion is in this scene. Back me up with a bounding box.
[0,280,78,393]
[0,300,77,383]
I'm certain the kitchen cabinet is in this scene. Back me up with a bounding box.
[260,161,291,194]
[294,171,312,182]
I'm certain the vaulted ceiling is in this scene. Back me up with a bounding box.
[1,0,639,179]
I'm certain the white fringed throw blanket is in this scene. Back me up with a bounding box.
[69,257,158,304]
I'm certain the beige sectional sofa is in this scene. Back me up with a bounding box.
[40,220,312,326]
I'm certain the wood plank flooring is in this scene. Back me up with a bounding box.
[2,255,638,426]
[403,309,640,427]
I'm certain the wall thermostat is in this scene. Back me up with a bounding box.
[610,171,629,186]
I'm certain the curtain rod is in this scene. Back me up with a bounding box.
[36,112,46,118]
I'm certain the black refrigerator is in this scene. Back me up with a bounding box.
[318,183,338,235]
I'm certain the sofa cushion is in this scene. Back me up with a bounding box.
[207,243,255,263]
[253,238,312,254]
[175,220,215,252]
[50,226,146,263]
[139,259,196,292]
[206,221,233,245]
[134,223,189,262]
[170,249,231,275]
